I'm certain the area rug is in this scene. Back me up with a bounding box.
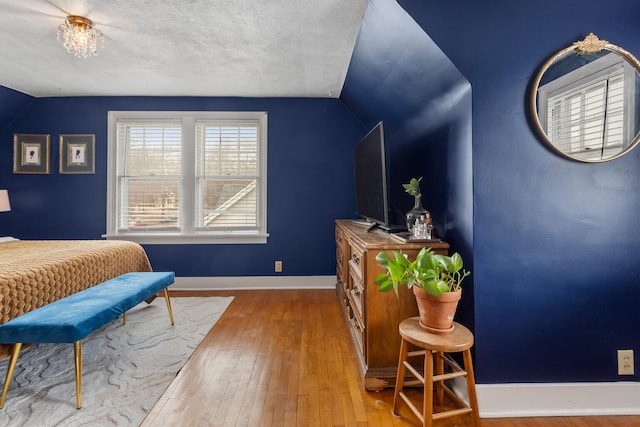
[0,296,233,427]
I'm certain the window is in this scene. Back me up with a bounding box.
[106,111,268,244]
[538,53,636,161]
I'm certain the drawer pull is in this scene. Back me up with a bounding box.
[351,253,361,265]
[353,289,361,297]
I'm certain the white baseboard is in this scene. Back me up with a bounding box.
[451,378,640,417]
[172,275,336,291]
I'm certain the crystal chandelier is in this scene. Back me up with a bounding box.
[57,15,103,58]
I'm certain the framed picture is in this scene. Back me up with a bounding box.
[60,134,95,174]
[13,134,50,174]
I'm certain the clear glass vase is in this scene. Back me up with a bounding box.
[406,196,430,239]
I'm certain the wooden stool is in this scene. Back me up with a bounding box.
[393,317,480,427]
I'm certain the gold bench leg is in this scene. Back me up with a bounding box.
[74,341,82,409]
[123,312,127,325]
[163,288,174,325]
[0,343,22,409]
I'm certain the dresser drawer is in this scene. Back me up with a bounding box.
[348,269,365,320]
[348,244,364,283]
[336,248,346,289]
[335,226,344,246]
[347,300,365,355]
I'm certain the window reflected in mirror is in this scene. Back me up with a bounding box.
[530,34,640,162]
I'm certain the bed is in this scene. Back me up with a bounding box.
[0,239,152,359]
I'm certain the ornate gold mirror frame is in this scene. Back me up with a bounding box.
[530,33,640,162]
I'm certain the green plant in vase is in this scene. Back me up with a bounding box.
[403,177,422,199]
[403,177,429,238]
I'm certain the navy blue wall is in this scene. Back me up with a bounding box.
[341,0,472,231]
[340,0,475,346]
[342,0,640,385]
[0,86,33,133]
[0,96,363,276]
[398,0,640,384]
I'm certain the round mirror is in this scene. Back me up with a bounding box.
[530,33,640,162]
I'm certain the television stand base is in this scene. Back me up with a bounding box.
[351,220,406,234]
[380,225,407,233]
[352,220,375,227]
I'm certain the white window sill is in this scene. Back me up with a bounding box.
[102,232,269,245]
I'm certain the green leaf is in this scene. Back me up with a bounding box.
[435,279,449,294]
[450,252,464,272]
[374,273,388,286]
[374,274,394,292]
[375,251,390,268]
[432,254,449,270]
[403,177,422,197]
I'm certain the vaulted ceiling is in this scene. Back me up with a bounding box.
[0,0,366,98]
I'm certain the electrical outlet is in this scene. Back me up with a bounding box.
[275,260,283,273]
[617,349,634,375]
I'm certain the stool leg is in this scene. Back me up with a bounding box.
[435,351,444,405]
[163,288,174,325]
[74,341,83,409]
[392,337,408,416]
[424,348,434,427]
[0,343,22,409]
[462,349,480,426]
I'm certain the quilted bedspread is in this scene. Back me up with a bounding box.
[0,240,152,358]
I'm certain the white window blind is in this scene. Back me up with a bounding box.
[547,71,624,158]
[106,111,268,244]
[537,52,636,161]
[195,121,259,230]
[117,122,182,230]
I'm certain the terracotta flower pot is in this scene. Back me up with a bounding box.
[412,285,461,334]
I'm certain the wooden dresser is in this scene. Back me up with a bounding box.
[335,220,449,390]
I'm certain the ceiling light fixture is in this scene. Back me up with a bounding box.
[57,15,103,58]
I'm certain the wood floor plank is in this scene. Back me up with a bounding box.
[141,290,640,427]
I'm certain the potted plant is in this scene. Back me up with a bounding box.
[374,247,470,333]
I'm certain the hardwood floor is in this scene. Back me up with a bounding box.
[141,290,640,427]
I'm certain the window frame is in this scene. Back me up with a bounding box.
[105,111,268,244]
[537,53,636,161]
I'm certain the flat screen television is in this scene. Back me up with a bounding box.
[354,121,404,232]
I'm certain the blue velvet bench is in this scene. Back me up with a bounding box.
[0,271,175,409]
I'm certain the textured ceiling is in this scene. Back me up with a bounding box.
[0,0,366,98]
